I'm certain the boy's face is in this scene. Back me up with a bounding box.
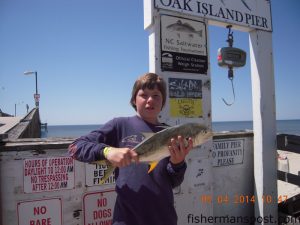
[135,87,163,124]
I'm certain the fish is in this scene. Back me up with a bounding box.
[166,20,202,38]
[94,123,212,184]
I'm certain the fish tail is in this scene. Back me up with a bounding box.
[148,161,159,173]
[99,165,115,184]
[94,159,107,165]
[93,160,115,184]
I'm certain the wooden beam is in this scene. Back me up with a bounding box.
[249,30,277,224]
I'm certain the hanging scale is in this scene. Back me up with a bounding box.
[217,25,247,106]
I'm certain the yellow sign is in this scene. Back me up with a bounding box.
[170,98,202,117]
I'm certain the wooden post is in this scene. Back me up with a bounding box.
[249,30,278,224]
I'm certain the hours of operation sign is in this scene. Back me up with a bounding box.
[23,157,75,193]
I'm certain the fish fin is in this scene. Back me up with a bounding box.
[148,161,159,173]
[156,125,169,129]
[142,132,155,139]
[93,160,108,165]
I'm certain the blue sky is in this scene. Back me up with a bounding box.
[0,0,299,125]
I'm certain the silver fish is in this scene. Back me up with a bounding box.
[95,123,212,184]
[136,123,211,163]
[166,20,202,38]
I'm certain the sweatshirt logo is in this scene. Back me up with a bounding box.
[121,134,145,148]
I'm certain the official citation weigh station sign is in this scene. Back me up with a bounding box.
[23,157,75,193]
[155,0,272,31]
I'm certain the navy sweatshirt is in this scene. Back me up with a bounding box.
[69,115,186,225]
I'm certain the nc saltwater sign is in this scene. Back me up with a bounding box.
[161,15,208,73]
[155,0,272,31]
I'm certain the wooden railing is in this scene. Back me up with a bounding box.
[277,133,300,219]
[277,133,300,186]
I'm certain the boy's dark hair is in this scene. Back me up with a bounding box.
[130,73,166,111]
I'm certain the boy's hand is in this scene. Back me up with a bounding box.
[106,147,138,167]
[168,136,193,165]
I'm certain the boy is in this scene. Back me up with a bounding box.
[68,73,193,225]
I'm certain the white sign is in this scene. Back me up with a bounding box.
[23,157,75,193]
[154,0,272,31]
[83,190,117,225]
[161,15,206,56]
[212,139,244,167]
[34,94,40,102]
[17,198,62,225]
[85,163,115,186]
[161,15,208,73]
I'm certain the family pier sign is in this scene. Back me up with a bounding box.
[146,0,272,31]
